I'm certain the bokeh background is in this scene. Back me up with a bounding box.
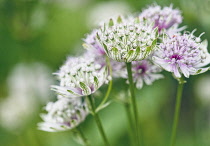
[1,0,210,146]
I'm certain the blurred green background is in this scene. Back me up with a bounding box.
[0,0,210,146]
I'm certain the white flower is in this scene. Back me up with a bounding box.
[114,59,163,89]
[131,60,164,89]
[97,16,158,62]
[153,32,210,78]
[38,97,88,132]
[51,53,109,98]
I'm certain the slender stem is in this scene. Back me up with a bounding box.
[87,95,110,146]
[96,57,113,111]
[76,126,90,146]
[170,83,184,146]
[126,62,140,146]
[124,103,135,146]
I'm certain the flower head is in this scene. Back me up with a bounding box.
[84,30,125,78]
[97,16,158,62]
[51,54,109,98]
[132,60,164,89]
[38,97,88,132]
[153,32,210,78]
[139,4,183,32]
[114,59,163,89]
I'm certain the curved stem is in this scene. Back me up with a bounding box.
[76,126,90,146]
[96,57,113,111]
[170,83,184,146]
[126,62,140,146]
[87,95,110,146]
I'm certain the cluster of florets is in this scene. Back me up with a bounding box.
[38,3,210,132]
[52,53,109,98]
[38,97,88,132]
[153,32,210,78]
[97,16,159,62]
[139,4,182,32]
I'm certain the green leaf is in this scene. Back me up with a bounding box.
[117,16,122,23]
[96,101,112,113]
[94,76,99,89]
[79,82,91,95]
[134,17,140,23]
[125,49,135,62]
[153,27,159,38]
[96,32,100,40]
[102,43,109,53]
[109,19,114,27]
[151,39,157,47]
[132,47,141,60]
[111,47,120,61]
[196,69,202,74]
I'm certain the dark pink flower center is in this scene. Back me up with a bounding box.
[136,65,147,74]
[170,54,182,60]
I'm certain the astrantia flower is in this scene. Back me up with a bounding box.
[153,32,210,78]
[84,30,125,78]
[139,4,182,32]
[131,60,164,89]
[51,54,109,98]
[97,16,158,62]
[114,59,163,89]
[84,29,106,56]
[38,97,88,132]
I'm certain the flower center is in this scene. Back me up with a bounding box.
[136,65,147,74]
[170,54,182,60]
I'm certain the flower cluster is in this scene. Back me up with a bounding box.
[38,97,88,132]
[52,53,109,98]
[38,3,210,135]
[153,32,210,78]
[139,4,182,33]
[97,16,158,62]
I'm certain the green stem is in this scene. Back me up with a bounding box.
[126,62,140,146]
[87,95,110,146]
[96,57,113,111]
[124,103,135,146]
[170,83,184,146]
[76,126,90,146]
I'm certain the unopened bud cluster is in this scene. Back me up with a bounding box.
[97,16,158,62]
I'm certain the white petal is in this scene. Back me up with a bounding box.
[178,63,190,78]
